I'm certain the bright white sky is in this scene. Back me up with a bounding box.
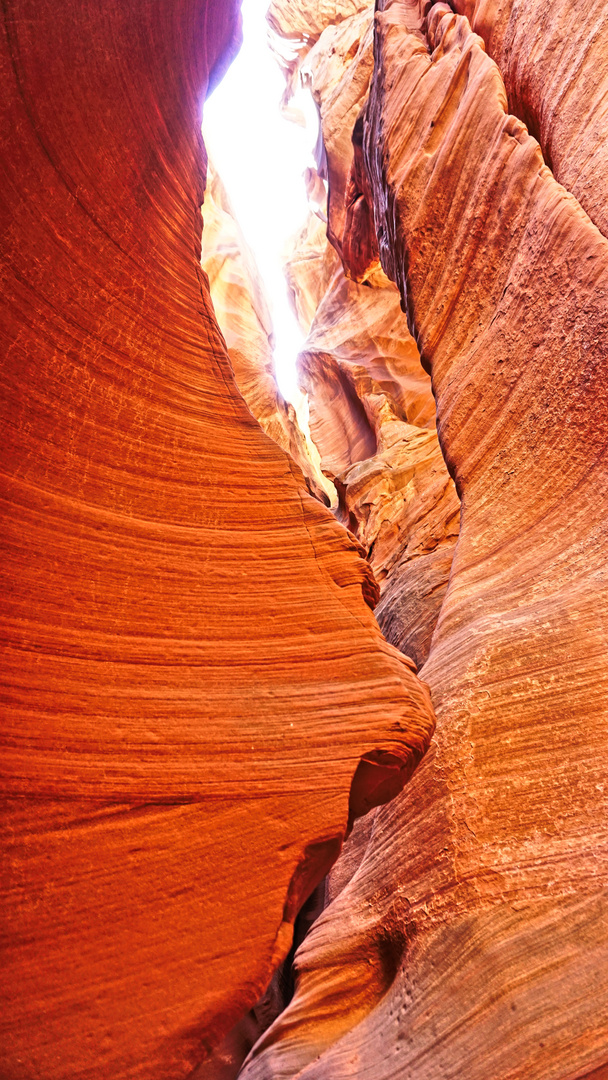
[203,0,318,401]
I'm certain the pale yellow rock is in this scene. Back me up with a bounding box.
[267,0,372,44]
[284,213,341,337]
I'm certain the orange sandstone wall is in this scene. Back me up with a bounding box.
[0,3,436,1077]
[452,0,608,240]
[238,2,608,1078]
[200,163,331,505]
[270,0,460,671]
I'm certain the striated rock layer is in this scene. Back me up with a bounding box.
[240,2,608,1078]
[0,2,437,1077]
[296,261,460,668]
[452,0,608,240]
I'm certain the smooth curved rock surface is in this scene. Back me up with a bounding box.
[0,3,437,1077]
[239,3,608,1077]
[452,0,608,240]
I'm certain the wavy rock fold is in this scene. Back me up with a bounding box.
[0,3,436,1077]
[238,2,608,1077]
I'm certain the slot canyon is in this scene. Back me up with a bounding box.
[1,0,607,1078]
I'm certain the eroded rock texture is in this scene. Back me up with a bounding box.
[277,0,460,668]
[267,0,372,45]
[296,262,460,668]
[0,3,437,1077]
[452,0,608,240]
[240,2,608,1078]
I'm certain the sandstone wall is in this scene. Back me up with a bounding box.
[238,2,608,1078]
[0,3,436,1077]
[201,163,331,505]
[274,0,461,671]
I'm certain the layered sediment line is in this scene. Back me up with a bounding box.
[452,0,608,239]
[239,3,608,1077]
[0,3,436,1077]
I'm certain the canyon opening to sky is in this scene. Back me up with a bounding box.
[203,0,320,402]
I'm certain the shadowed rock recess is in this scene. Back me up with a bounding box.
[1,2,607,1080]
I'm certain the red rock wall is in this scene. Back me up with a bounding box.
[271,0,460,673]
[0,3,437,1077]
[239,2,608,1077]
[295,264,460,668]
[452,0,608,239]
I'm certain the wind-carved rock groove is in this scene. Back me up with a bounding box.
[0,2,436,1078]
[451,0,608,240]
[238,2,608,1078]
